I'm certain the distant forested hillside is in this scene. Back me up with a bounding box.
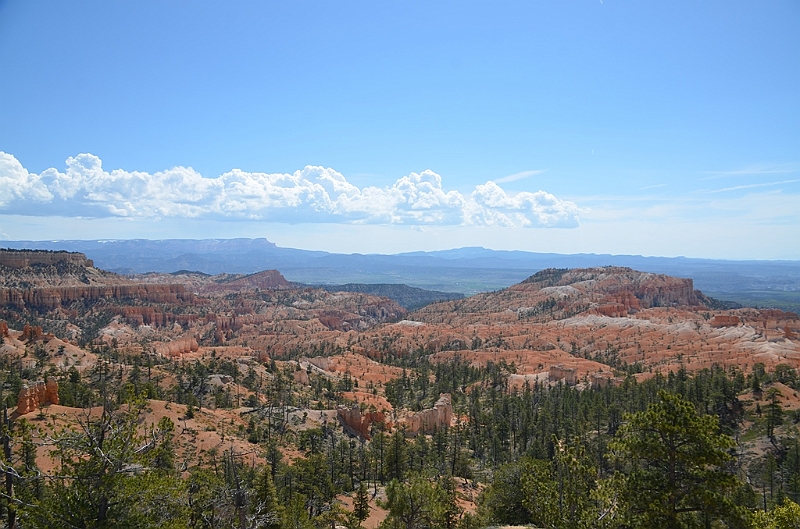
[316,283,464,310]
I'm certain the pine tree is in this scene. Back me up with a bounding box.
[611,390,748,528]
[353,481,370,524]
[252,467,283,529]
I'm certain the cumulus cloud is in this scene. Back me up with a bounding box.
[0,152,581,228]
[0,152,54,206]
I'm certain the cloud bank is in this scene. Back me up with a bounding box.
[0,152,580,228]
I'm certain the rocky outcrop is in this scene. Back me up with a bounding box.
[113,307,201,328]
[16,379,59,415]
[306,356,333,371]
[589,371,620,389]
[359,299,407,322]
[201,270,293,293]
[20,324,54,342]
[154,337,199,357]
[293,369,310,385]
[588,290,643,317]
[20,324,44,342]
[0,249,93,269]
[319,283,464,310]
[523,267,704,309]
[0,284,195,310]
[317,310,370,331]
[549,365,579,385]
[403,394,452,436]
[205,313,273,331]
[337,405,387,439]
[712,315,741,327]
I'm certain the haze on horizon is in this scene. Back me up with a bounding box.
[1,2,798,260]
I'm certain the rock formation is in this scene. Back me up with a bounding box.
[293,369,310,385]
[520,267,704,309]
[0,284,195,310]
[154,337,199,357]
[712,315,741,327]
[20,324,46,342]
[549,365,579,385]
[317,310,371,331]
[207,313,274,331]
[337,405,387,439]
[403,394,452,436]
[114,306,201,328]
[199,270,293,293]
[589,371,619,389]
[0,249,93,269]
[16,379,59,415]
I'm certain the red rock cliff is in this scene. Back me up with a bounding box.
[402,394,452,436]
[0,284,195,310]
[0,249,94,268]
[16,379,59,415]
[337,405,387,439]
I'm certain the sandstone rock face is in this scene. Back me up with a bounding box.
[589,371,619,389]
[47,379,58,405]
[293,369,310,385]
[20,324,45,342]
[0,284,195,310]
[337,405,387,439]
[549,365,579,385]
[316,309,382,331]
[208,313,274,331]
[301,353,405,385]
[757,310,800,332]
[414,267,706,329]
[16,379,59,415]
[199,270,293,293]
[0,249,93,269]
[403,394,452,436]
[712,315,741,327]
[307,356,333,371]
[397,266,800,379]
[114,307,201,328]
[520,267,703,310]
[154,337,199,357]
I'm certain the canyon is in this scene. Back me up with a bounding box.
[4,251,799,394]
[3,248,800,527]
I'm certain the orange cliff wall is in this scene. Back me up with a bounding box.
[0,249,94,268]
[403,394,453,436]
[337,406,388,439]
[16,379,59,415]
[0,284,195,310]
[112,306,203,328]
[154,337,200,357]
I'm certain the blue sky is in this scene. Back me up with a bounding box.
[0,1,798,259]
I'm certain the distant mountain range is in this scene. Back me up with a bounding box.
[5,238,800,310]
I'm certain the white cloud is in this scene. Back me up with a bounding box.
[705,179,799,194]
[468,181,581,228]
[700,163,798,180]
[494,169,546,183]
[0,152,581,228]
[0,152,53,206]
